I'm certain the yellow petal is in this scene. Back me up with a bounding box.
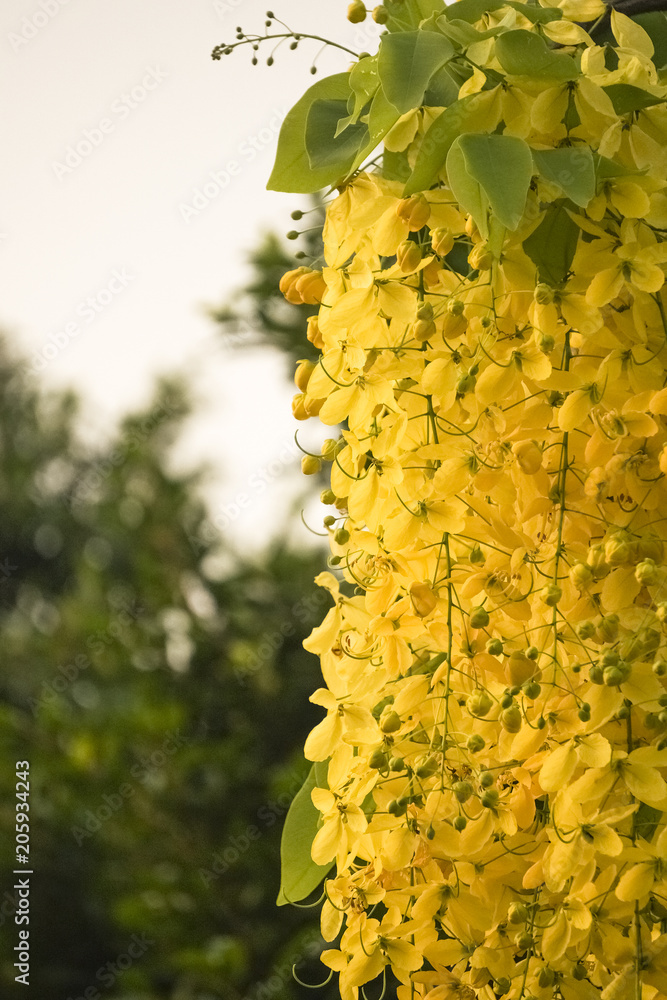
[540,742,577,793]
[616,863,655,901]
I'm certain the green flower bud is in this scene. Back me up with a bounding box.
[479,770,494,788]
[467,689,493,717]
[453,814,467,831]
[467,734,485,753]
[540,584,562,607]
[577,621,596,639]
[481,788,500,808]
[372,4,389,22]
[380,709,401,733]
[369,749,388,769]
[334,528,350,545]
[470,606,490,628]
[598,614,619,642]
[301,455,322,475]
[320,489,336,505]
[389,756,406,772]
[487,638,503,655]
[416,756,439,778]
[508,902,528,924]
[453,780,474,803]
[501,705,522,733]
[347,0,367,23]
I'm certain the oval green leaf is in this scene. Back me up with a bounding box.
[523,202,579,286]
[277,763,333,906]
[495,29,579,80]
[603,83,665,116]
[268,73,357,193]
[378,30,455,114]
[403,95,481,194]
[447,132,533,235]
[532,147,595,208]
[305,99,368,171]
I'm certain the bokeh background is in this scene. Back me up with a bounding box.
[0,1,381,997]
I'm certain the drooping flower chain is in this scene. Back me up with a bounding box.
[284,4,667,998]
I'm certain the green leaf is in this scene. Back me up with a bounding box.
[347,86,402,176]
[505,1,563,23]
[268,73,357,193]
[446,133,533,235]
[440,0,504,23]
[593,151,641,181]
[378,30,455,114]
[403,95,481,194]
[523,202,579,286]
[348,55,380,124]
[495,29,579,80]
[635,12,667,71]
[633,802,663,843]
[424,65,461,106]
[385,0,445,31]
[277,763,333,906]
[602,83,665,116]
[532,147,595,208]
[305,99,368,171]
[384,149,411,182]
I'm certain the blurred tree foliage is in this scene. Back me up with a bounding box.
[0,328,337,999]
[210,203,325,373]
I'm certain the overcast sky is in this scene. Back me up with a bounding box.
[1,0,381,550]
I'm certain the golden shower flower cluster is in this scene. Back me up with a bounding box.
[271,1,667,997]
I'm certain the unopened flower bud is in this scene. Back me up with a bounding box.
[598,613,619,642]
[605,530,636,566]
[334,527,350,545]
[536,331,555,354]
[508,902,528,924]
[372,4,389,22]
[292,393,309,420]
[448,298,465,317]
[347,0,367,22]
[320,438,338,461]
[636,558,660,585]
[470,606,490,629]
[306,315,324,350]
[320,489,336,505]
[467,734,485,753]
[295,269,327,305]
[453,780,473,802]
[294,359,316,392]
[413,318,436,342]
[468,243,494,271]
[397,239,423,273]
[417,301,434,321]
[467,689,493,717]
[430,227,454,256]
[586,543,609,579]
[570,562,593,590]
[577,621,596,639]
[487,638,503,655]
[540,584,562,607]
[279,266,310,303]
[301,455,322,475]
[380,709,401,733]
[396,193,431,231]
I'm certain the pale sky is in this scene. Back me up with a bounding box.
[1,0,381,550]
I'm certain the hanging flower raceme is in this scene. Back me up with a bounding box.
[259,0,667,997]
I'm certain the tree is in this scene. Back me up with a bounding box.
[0,334,339,999]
